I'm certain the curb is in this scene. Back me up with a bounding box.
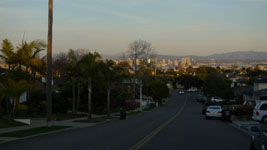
[228,122,251,136]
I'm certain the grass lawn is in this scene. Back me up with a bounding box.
[143,105,156,111]
[127,111,143,116]
[73,117,106,123]
[0,119,27,129]
[53,113,87,121]
[0,126,71,138]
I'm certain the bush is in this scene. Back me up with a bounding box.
[52,93,70,113]
[27,90,46,117]
[16,104,28,117]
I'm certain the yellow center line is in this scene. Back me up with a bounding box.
[129,94,188,150]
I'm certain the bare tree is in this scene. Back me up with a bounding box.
[128,39,153,99]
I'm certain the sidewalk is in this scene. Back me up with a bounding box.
[231,120,261,135]
[0,113,119,143]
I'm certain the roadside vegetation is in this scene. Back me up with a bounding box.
[0,39,170,125]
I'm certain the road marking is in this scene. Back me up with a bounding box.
[129,95,187,150]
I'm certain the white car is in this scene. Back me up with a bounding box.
[205,106,222,119]
[211,97,224,102]
[179,90,184,94]
[252,101,267,123]
[187,88,197,92]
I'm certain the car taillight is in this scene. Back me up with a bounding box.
[218,111,222,114]
[256,111,259,116]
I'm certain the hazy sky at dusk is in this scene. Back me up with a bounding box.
[0,0,267,56]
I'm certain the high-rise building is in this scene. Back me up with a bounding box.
[174,59,179,66]
[181,57,191,66]
[168,59,172,66]
[162,59,166,66]
[154,57,158,65]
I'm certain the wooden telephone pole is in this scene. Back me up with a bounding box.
[46,0,53,126]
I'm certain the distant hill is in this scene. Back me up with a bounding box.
[205,51,267,62]
[102,51,267,62]
[155,51,267,62]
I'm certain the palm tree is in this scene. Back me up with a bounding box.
[67,49,79,114]
[99,60,126,118]
[79,52,101,120]
[0,39,16,71]
[16,40,46,75]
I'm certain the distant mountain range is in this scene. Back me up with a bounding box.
[102,51,267,63]
[204,51,267,62]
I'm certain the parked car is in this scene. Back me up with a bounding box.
[179,90,184,94]
[211,96,224,102]
[196,93,206,103]
[205,106,222,119]
[187,87,197,92]
[232,100,256,115]
[252,101,267,123]
[202,101,215,114]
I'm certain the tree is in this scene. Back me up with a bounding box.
[128,39,153,99]
[66,49,79,114]
[16,40,46,75]
[99,60,125,118]
[177,74,203,89]
[0,39,16,71]
[203,72,233,100]
[79,52,101,120]
[147,80,169,104]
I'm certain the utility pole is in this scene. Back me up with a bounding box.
[46,0,53,126]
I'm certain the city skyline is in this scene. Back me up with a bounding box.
[1,0,267,56]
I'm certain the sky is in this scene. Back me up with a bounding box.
[0,0,267,56]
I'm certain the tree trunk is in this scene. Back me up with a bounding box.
[76,82,80,113]
[33,71,36,79]
[8,64,11,71]
[26,65,28,74]
[107,86,111,118]
[19,63,22,71]
[72,82,76,114]
[10,98,15,119]
[133,54,137,99]
[88,77,92,120]
[6,98,10,116]
[0,99,2,117]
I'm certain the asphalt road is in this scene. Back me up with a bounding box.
[0,91,251,150]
